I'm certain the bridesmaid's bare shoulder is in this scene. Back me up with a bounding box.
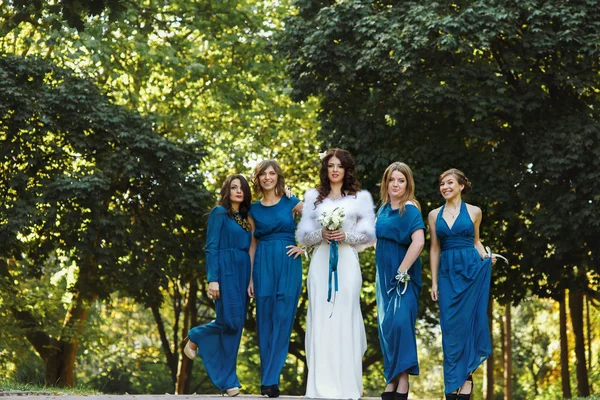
[428,206,442,219]
[464,203,482,222]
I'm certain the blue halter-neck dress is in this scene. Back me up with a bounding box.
[436,202,492,394]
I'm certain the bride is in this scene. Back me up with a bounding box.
[296,148,376,400]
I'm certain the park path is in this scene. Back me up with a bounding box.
[0,396,364,399]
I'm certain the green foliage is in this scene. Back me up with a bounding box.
[3,0,598,397]
[0,53,213,386]
[0,0,321,190]
[1,0,125,32]
[1,0,320,392]
[278,0,600,303]
[0,53,211,301]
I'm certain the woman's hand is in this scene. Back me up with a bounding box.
[208,281,220,300]
[321,229,346,243]
[285,186,294,199]
[430,282,439,302]
[286,245,304,259]
[247,278,255,298]
[482,252,498,265]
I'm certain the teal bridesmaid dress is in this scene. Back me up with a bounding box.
[436,202,492,394]
[188,205,251,391]
[375,203,425,383]
[249,195,303,387]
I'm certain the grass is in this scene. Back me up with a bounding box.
[0,379,99,395]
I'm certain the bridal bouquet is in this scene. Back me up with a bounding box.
[317,207,345,304]
[318,207,345,231]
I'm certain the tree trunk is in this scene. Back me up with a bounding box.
[151,302,178,385]
[177,279,198,394]
[3,255,95,389]
[569,288,590,396]
[503,304,512,400]
[486,296,494,400]
[559,290,572,399]
[45,288,93,387]
[585,294,592,394]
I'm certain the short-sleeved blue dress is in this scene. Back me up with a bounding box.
[375,203,425,382]
[188,205,251,391]
[249,195,303,387]
[436,202,492,394]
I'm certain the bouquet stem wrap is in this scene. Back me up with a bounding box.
[327,241,339,302]
[317,206,345,304]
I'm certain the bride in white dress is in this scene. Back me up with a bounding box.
[296,148,376,400]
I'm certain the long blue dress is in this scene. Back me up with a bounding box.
[375,203,425,383]
[188,205,251,391]
[249,195,303,386]
[436,202,492,394]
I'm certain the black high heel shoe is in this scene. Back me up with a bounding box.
[381,392,395,400]
[261,385,280,398]
[394,391,408,400]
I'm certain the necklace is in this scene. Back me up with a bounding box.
[445,207,460,219]
[231,209,251,231]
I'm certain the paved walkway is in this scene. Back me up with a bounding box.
[0,393,437,400]
[0,396,363,399]
[0,395,436,400]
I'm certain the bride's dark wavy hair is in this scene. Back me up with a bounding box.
[314,148,361,208]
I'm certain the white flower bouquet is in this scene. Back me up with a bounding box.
[317,207,345,231]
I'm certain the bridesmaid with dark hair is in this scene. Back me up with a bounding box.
[184,174,253,397]
[375,162,425,400]
[428,168,494,400]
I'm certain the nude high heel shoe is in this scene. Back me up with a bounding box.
[183,340,197,360]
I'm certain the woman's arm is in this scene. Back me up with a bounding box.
[469,205,487,258]
[428,209,441,302]
[248,216,257,298]
[343,191,376,249]
[397,229,425,273]
[296,190,323,246]
[205,208,224,283]
[205,207,225,300]
[293,200,304,215]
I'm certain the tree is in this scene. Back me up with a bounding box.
[0,54,211,386]
[2,0,321,391]
[0,0,125,33]
[279,0,600,395]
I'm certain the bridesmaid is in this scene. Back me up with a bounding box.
[184,174,252,397]
[428,169,494,400]
[247,160,304,398]
[375,162,425,400]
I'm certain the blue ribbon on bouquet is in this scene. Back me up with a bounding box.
[327,240,339,303]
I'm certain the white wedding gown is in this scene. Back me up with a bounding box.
[296,189,376,400]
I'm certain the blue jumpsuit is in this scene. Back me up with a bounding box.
[375,203,425,382]
[436,202,492,394]
[249,196,303,386]
[188,205,251,391]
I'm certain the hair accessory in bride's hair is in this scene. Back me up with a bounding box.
[318,152,327,160]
